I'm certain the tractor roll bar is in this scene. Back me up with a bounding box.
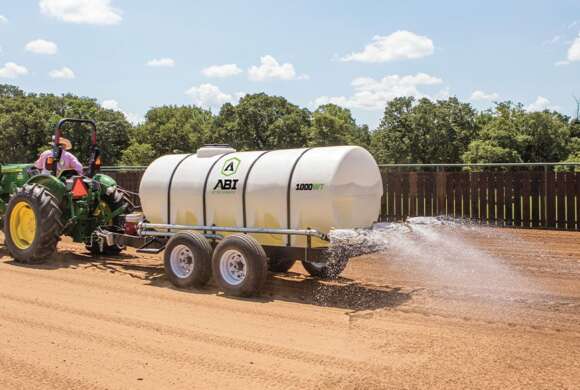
[52,118,100,178]
[55,118,97,146]
[138,222,329,241]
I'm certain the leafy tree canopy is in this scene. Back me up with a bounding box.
[463,102,571,164]
[2,84,579,167]
[0,86,130,165]
[125,105,213,165]
[370,97,479,163]
[210,93,310,150]
[308,104,370,148]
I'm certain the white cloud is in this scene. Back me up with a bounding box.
[185,83,242,108]
[202,64,242,78]
[567,34,580,62]
[49,66,75,79]
[0,15,7,23]
[314,73,443,110]
[101,99,120,110]
[25,39,58,55]
[470,90,499,101]
[0,62,29,79]
[543,35,561,46]
[248,55,307,81]
[341,30,434,63]
[146,57,175,67]
[39,0,122,25]
[525,96,560,112]
[101,99,143,124]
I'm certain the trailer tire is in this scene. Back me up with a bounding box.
[212,234,268,297]
[302,250,349,279]
[164,232,212,288]
[4,184,63,264]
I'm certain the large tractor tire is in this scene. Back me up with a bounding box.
[3,184,63,264]
[212,234,268,297]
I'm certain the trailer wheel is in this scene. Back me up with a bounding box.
[212,234,268,297]
[164,232,212,288]
[302,250,349,279]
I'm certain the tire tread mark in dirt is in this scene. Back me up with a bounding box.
[0,311,322,389]
[0,292,394,377]
[0,352,105,390]
[0,267,343,329]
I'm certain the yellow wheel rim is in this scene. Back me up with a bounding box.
[9,201,37,250]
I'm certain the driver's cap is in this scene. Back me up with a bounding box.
[51,136,73,150]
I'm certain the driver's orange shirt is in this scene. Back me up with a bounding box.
[34,150,84,176]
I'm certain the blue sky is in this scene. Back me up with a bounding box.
[1,0,579,127]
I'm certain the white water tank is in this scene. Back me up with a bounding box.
[139,145,383,248]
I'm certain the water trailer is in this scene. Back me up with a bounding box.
[123,145,383,296]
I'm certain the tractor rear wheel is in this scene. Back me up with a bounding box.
[4,184,63,264]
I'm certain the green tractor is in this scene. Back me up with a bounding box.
[1,118,133,264]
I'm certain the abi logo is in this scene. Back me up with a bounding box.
[221,157,240,177]
[213,179,239,191]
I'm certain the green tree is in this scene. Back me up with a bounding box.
[210,93,310,150]
[308,104,370,147]
[127,105,213,163]
[0,85,131,165]
[120,143,156,166]
[463,102,571,164]
[370,97,479,163]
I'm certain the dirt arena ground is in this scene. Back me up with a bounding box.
[0,225,579,389]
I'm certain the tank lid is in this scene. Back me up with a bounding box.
[197,144,236,158]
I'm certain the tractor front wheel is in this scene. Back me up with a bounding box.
[4,184,63,264]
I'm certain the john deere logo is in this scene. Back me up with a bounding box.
[221,157,240,176]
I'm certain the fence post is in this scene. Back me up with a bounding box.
[544,165,548,225]
[436,167,447,216]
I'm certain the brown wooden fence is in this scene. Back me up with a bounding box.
[380,170,580,230]
[104,167,580,231]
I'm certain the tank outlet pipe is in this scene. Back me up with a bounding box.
[138,222,329,241]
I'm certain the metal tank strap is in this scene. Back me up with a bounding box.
[242,151,271,228]
[167,154,195,225]
[286,148,312,246]
[202,152,235,227]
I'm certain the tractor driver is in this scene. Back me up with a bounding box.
[34,136,84,176]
